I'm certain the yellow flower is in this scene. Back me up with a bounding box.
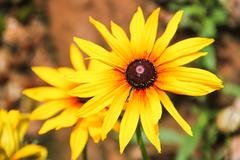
[23,44,110,160]
[0,109,47,160]
[69,7,223,153]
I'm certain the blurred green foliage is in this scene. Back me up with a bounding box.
[223,83,240,97]
[167,0,228,72]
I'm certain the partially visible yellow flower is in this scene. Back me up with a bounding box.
[23,44,111,160]
[69,7,223,153]
[0,109,47,160]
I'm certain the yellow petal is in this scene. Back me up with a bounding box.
[73,37,125,70]
[39,109,78,134]
[11,144,47,160]
[156,38,214,66]
[151,10,183,60]
[58,67,76,76]
[119,96,139,153]
[32,66,73,89]
[146,87,162,124]
[30,100,70,120]
[130,7,145,55]
[159,52,207,69]
[89,17,130,63]
[70,44,86,71]
[70,123,88,160]
[139,95,161,152]
[23,87,70,102]
[158,91,193,136]
[110,21,133,60]
[0,121,17,157]
[8,110,28,140]
[88,59,111,71]
[157,67,223,96]
[75,86,117,117]
[88,126,102,143]
[102,85,130,139]
[143,8,160,55]
[69,78,120,98]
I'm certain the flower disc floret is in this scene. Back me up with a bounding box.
[126,59,157,89]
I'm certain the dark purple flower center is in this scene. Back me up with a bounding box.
[125,59,157,89]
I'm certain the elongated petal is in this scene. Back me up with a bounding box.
[88,59,111,71]
[90,17,131,63]
[70,44,86,71]
[158,91,192,136]
[157,67,223,96]
[69,79,118,98]
[0,120,17,157]
[66,69,120,83]
[23,87,70,102]
[139,92,161,152]
[119,96,139,153]
[73,37,125,70]
[146,87,162,124]
[143,8,160,56]
[151,10,183,60]
[130,7,145,55]
[111,21,132,59]
[30,100,71,120]
[32,67,73,89]
[156,38,214,66]
[159,52,207,69]
[58,67,76,75]
[75,85,120,117]
[12,144,47,160]
[39,109,78,134]
[102,85,130,139]
[70,123,88,160]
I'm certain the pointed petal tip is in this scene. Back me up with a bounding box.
[38,129,45,135]
[137,6,142,11]
[154,7,161,14]
[89,16,97,24]
[188,129,193,136]
[22,89,28,96]
[31,66,39,73]
[157,145,161,153]
[119,146,125,154]
[101,132,107,140]
[209,38,215,43]
[73,36,80,43]
[177,10,184,16]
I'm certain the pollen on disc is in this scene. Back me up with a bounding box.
[136,65,145,74]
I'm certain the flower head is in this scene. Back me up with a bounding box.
[23,44,111,160]
[0,109,47,160]
[70,7,223,153]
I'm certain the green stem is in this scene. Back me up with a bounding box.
[83,143,88,160]
[136,124,150,160]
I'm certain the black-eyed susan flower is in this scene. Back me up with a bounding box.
[23,44,111,160]
[69,7,223,153]
[0,109,47,160]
